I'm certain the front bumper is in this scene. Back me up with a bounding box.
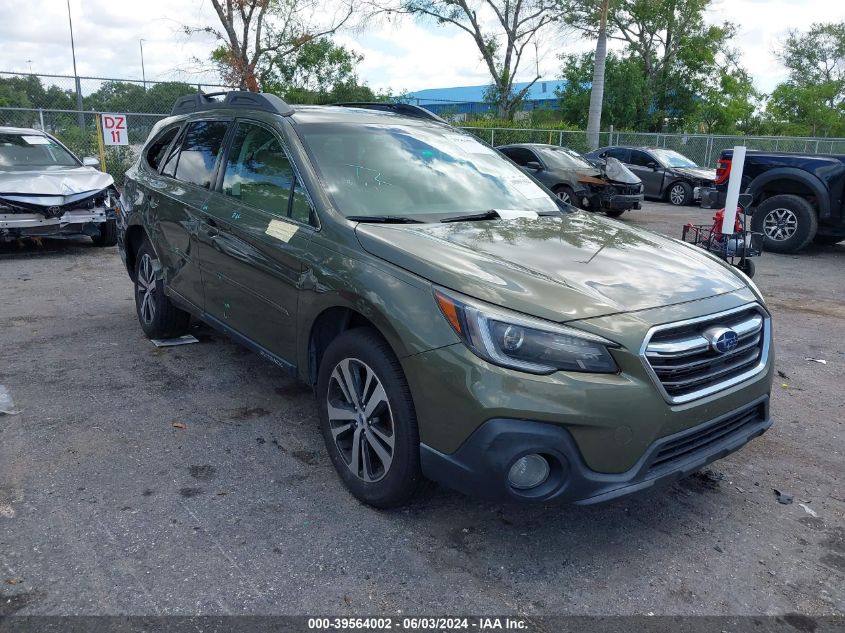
[0,207,112,238]
[583,191,644,211]
[421,395,771,504]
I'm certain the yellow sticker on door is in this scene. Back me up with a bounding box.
[265,219,298,243]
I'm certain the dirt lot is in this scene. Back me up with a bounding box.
[1,202,843,617]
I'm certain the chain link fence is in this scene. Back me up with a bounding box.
[460,127,845,167]
[0,71,233,182]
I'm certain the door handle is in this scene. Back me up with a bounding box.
[205,218,219,238]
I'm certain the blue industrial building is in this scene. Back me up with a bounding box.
[405,79,566,116]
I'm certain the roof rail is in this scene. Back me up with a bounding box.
[171,91,294,117]
[333,102,447,123]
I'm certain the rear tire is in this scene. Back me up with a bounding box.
[316,328,426,508]
[92,219,117,246]
[751,194,818,253]
[667,181,693,206]
[134,240,191,339]
[605,209,625,218]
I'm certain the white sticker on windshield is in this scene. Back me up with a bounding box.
[505,175,549,199]
[496,209,540,220]
[21,135,51,145]
[447,134,496,155]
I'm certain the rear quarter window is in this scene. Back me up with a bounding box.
[144,126,180,171]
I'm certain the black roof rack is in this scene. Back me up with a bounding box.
[171,91,294,117]
[333,102,446,123]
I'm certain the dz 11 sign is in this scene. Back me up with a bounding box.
[102,113,128,146]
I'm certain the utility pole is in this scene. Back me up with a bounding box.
[139,39,147,90]
[66,0,85,129]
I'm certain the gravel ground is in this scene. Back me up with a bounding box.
[0,202,843,617]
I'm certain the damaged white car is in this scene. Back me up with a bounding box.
[0,127,120,246]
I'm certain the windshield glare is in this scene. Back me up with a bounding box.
[300,123,559,220]
[536,146,595,171]
[651,149,697,168]
[0,133,79,169]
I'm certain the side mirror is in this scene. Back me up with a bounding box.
[82,156,100,168]
[524,161,542,171]
[647,161,659,170]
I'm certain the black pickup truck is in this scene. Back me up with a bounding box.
[702,149,845,253]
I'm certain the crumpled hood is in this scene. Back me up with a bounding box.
[356,212,745,323]
[0,166,114,206]
[672,166,716,182]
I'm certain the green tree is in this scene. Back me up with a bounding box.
[558,0,736,130]
[694,66,761,134]
[556,51,647,129]
[765,22,845,136]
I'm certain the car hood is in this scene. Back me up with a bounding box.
[355,212,745,323]
[671,166,716,182]
[0,166,114,206]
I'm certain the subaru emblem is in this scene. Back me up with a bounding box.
[703,327,739,354]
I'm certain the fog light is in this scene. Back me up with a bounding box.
[508,454,550,490]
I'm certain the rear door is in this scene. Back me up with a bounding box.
[151,118,231,310]
[197,119,316,366]
[628,149,664,198]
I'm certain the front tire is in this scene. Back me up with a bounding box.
[605,209,626,218]
[92,219,117,246]
[751,194,818,253]
[317,328,425,508]
[553,185,578,208]
[667,181,693,206]
[134,240,191,339]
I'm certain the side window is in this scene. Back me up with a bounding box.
[172,120,229,188]
[290,178,314,225]
[145,127,179,171]
[222,122,311,222]
[629,150,653,167]
[503,147,537,166]
[606,147,629,162]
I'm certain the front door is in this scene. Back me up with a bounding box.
[627,149,665,198]
[197,120,316,365]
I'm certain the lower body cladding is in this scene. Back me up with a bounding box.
[404,292,774,503]
[0,207,113,241]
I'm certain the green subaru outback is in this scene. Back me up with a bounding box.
[117,92,773,508]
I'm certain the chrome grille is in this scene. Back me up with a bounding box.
[641,305,770,404]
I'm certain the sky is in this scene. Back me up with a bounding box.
[0,0,841,96]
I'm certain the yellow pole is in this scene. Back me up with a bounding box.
[95,114,107,172]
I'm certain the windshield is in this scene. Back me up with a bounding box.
[299,123,559,220]
[0,133,79,169]
[651,149,697,168]
[535,146,596,171]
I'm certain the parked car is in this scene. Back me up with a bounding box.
[0,126,119,245]
[585,146,716,206]
[497,143,643,217]
[118,92,774,508]
[701,149,845,253]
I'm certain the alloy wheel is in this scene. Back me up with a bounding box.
[556,190,571,204]
[326,358,395,483]
[763,207,798,241]
[670,184,686,205]
[137,253,157,325]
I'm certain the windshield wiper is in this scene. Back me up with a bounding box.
[439,210,500,223]
[346,215,425,224]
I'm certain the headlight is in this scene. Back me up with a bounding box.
[434,288,619,374]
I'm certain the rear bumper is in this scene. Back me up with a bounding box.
[420,395,771,504]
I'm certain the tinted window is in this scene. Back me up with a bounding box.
[145,127,179,171]
[629,150,654,167]
[501,147,539,166]
[0,133,77,169]
[300,124,557,220]
[171,120,229,188]
[222,122,297,218]
[605,147,629,161]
